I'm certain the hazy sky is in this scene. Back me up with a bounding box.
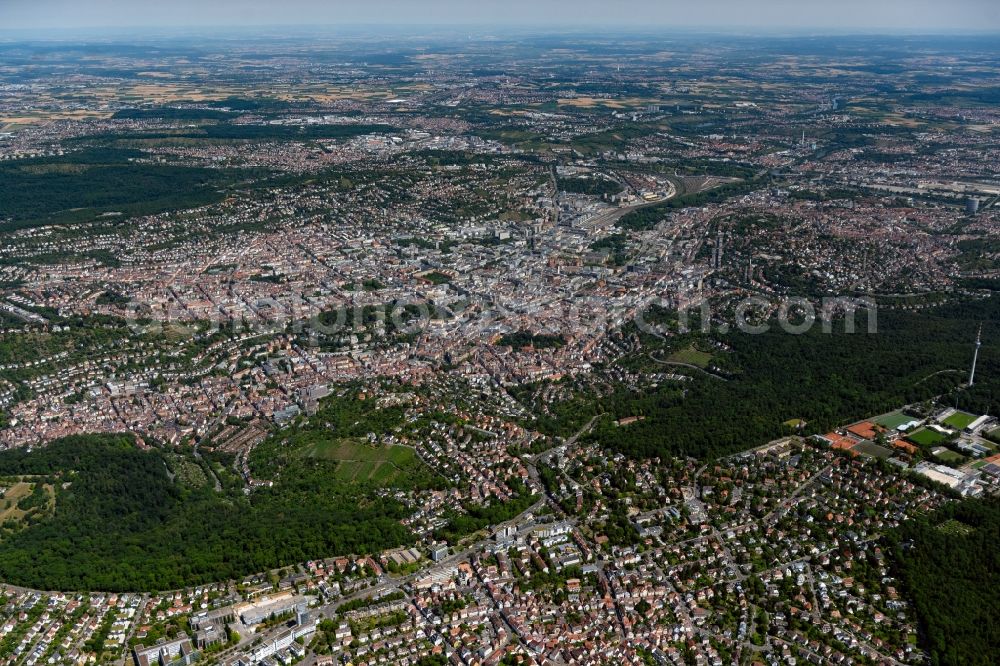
[1,0,999,32]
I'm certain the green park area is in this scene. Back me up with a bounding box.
[0,396,442,591]
[300,439,421,485]
[0,478,55,533]
[665,344,715,368]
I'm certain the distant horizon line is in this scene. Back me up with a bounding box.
[1,24,999,38]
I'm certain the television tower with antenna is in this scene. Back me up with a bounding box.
[968,324,982,387]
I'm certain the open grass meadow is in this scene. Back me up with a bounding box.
[665,344,715,368]
[300,438,422,485]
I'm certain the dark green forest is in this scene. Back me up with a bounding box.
[887,498,1000,666]
[524,295,999,459]
[112,108,237,121]
[616,180,756,231]
[0,296,994,591]
[0,137,387,230]
[0,148,252,230]
[0,434,415,591]
[557,176,623,197]
[80,123,393,143]
[497,331,566,350]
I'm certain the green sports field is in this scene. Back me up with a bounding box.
[852,441,893,459]
[932,448,966,463]
[874,411,916,430]
[906,428,948,447]
[941,411,978,430]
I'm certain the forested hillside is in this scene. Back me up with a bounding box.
[888,498,1000,666]
[0,435,415,591]
[525,295,998,460]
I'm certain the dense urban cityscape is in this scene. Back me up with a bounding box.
[0,9,997,666]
